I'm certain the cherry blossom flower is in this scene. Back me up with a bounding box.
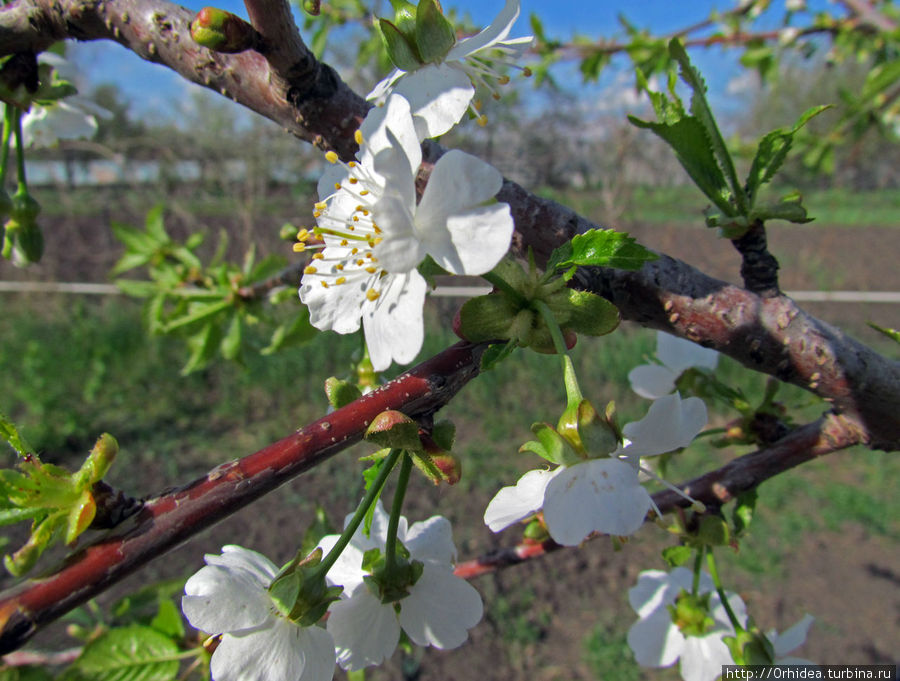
[484,393,707,544]
[627,568,747,681]
[21,98,110,148]
[368,0,533,138]
[628,331,719,399]
[297,94,513,371]
[182,545,336,681]
[319,502,483,670]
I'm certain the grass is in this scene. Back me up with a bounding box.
[542,184,900,228]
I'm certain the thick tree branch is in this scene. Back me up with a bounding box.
[454,412,862,579]
[0,342,485,654]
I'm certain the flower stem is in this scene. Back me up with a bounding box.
[705,549,743,631]
[11,107,26,191]
[533,299,583,404]
[1,104,14,186]
[384,451,413,574]
[314,448,402,579]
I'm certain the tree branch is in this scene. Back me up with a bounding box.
[454,412,862,579]
[0,342,486,654]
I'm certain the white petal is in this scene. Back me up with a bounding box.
[362,270,426,371]
[300,264,369,335]
[679,634,735,681]
[483,468,556,532]
[416,152,512,275]
[627,608,684,668]
[207,545,279,583]
[319,537,366,594]
[542,459,652,544]
[710,590,747,632]
[366,69,404,105]
[628,364,678,399]
[21,101,98,148]
[621,394,707,458]
[182,547,277,634]
[771,614,814,657]
[371,192,426,272]
[657,331,719,373]
[399,565,483,649]
[627,567,707,618]
[392,65,474,139]
[359,93,421,170]
[404,515,457,565]
[212,619,335,681]
[447,0,520,59]
[328,586,400,670]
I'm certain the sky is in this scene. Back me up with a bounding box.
[66,0,817,121]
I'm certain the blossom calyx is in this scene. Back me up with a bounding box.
[377,0,457,71]
[190,7,259,54]
[725,625,777,666]
[268,548,343,626]
[324,376,363,410]
[364,410,422,451]
[557,399,619,459]
[669,591,715,637]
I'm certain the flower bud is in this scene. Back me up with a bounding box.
[428,451,461,485]
[301,0,321,15]
[324,376,362,410]
[11,189,40,224]
[556,399,618,458]
[364,410,422,451]
[190,7,258,54]
[82,433,118,484]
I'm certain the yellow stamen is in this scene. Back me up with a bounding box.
[297,228,310,240]
[498,75,510,85]
[348,177,358,184]
[348,160,357,168]
[356,259,365,266]
[292,243,306,252]
[354,129,364,145]
[335,263,344,270]
[340,239,348,246]
[314,201,327,211]
[325,151,339,163]
[304,266,318,274]
[365,266,377,273]
[321,281,329,288]
[523,67,533,77]
[335,277,347,285]
[313,253,324,260]
[334,182,341,190]
[313,211,322,218]
[351,248,359,255]
[366,289,380,301]
[359,190,369,196]
[477,115,488,127]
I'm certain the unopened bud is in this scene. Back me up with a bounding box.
[190,7,259,53]
[11,189,40,224]
[429,451,461,485]
[364,410,422,451]
[324,376,362,410]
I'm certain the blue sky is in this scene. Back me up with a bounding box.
[67,0,810,120]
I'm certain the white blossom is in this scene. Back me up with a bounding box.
[368,0,533,138]
[21,97,109,148]
[627,568,747,681]
[769,615,815,664]
[298,94,513,371]
[319,501,483,670]
[629,331,719,399]
[182,545,335,681]
[484,393,707,544]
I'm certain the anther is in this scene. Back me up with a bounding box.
[304,266,318,274]
[366,289,380,301]
[354,130,364,145]
[325,151,339,163]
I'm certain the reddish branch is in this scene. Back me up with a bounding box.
[0,342,485,654]
[454,412,862,579]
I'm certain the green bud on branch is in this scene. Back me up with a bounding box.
[190,8,259,54]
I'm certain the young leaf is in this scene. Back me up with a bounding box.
[745,105,829,204]
[868,321,900,344]
[548,229,658,272]
[261,308,317,355]
[0,410,34,456]
[60,625,179,681]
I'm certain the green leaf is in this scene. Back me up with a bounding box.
[732,489,757,536]
[629,114,735,216]
[548,228,658,272]
[261,307,317,355]
[144,204,168,243]
[0,666,55,681]
[745,105,829,203]
[519,422,569,466]
[416,0,456,63]
[181,322,224,375]
[311,24,330,58]
[161,298,232,334]
[114,279,159,297]
[0,410,34,455]
[150,599,184,639]
[480,340,517,371]
[751,195,814,225]
[868,321,900,344]
[669,39,745,213]
[220,313,243,362]
[110,222,160,256]
[60,625,179,681]
[111,252,153,276]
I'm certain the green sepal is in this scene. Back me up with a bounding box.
[480,339,517,371]
[519,422,575,466]
[732,489,757,537]
[64,489,96,545]
[555,289,619,337]
[751,194,814,225]
[415,0,456,63]
[364,411,422,451]
[13,221,44,265]
[724,625,776,666]
[661,545,693,567]
[457,293,521,343]
[377,18,423,71]
[668,591,714,637]
[324,376,363,410]
[694,514,730,547]
[867,321,900,344]
[409,450,444,485]
[431,420,455,451]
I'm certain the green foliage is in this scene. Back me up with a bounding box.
[868,321,900,344]
[545,228,658,277]
[629,40,824,238]
[0,409,34,456]
[0,434,118,576]
[60,625,181,681]
[112,205,315,374]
